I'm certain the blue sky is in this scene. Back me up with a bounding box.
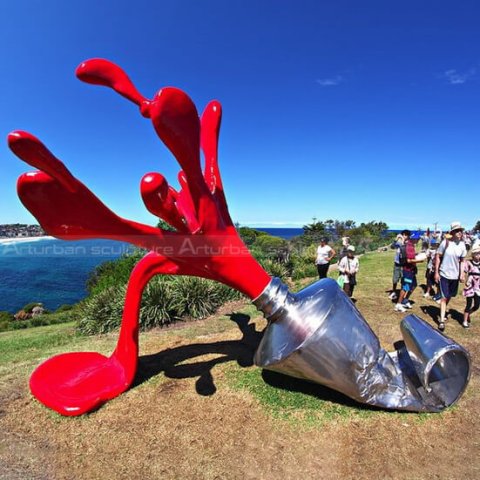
[1,0,479,231]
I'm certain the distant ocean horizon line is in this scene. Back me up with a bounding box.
[255,227,430,240]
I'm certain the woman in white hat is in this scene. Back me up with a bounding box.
[434,221,467,331]
[462,244,480,328]
[338,245,359,298]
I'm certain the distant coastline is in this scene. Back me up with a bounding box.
[0,236,55,246]
[0,223,45,239]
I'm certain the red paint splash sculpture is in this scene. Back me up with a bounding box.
[8,59,271,415]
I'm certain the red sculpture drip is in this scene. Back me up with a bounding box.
[9,59,271,415]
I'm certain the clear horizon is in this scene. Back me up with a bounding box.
[1,1,479,233]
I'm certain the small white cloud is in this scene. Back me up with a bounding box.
[443,68,476,85]
[316,75,344,87]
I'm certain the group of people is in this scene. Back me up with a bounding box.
[315,236,359,298]
[390,222,480,331]
[313,222,480,332]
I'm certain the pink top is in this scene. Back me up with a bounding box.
[463,260,480,297]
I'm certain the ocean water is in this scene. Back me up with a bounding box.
[0,227,406,313]
[0,239,133,313]
[256,227,303,239]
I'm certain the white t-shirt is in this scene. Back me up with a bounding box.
[316,245,333,265]
[338,256,359,283]
[437,239,467,280]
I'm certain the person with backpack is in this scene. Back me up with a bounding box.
[395,230,425,312]
[435,221,467,331]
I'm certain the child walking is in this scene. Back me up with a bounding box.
[424,240,439,298]
[463,245,480,328]
[338,245,359,298]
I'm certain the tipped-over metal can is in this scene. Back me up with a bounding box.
[253,278,471,412]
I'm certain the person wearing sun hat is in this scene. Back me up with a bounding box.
[435,221,467,331]
[462,244,480,328]
[337,245,359,298]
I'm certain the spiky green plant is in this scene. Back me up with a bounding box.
[171,276,223,319]
[77,286,126,335]
[139,277,176,329]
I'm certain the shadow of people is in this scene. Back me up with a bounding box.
[420,304,464,327]
[133,313,264,396]
[420,305,441,326]
[447,308,464,326]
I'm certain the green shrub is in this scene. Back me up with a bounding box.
[45,309,79,325]
[215,283,244,303]
[237,226,257,246]
[170,276,224,319]
[29,316,49,327]
[0,311,13,323]
[254,235,287,249]
[140,277,176,329]
[55,304,73,313]
[258,259,290,281]
[237,226,270,246]
[249,245,269,264]
[11,321,29,330]
[291,263,318,280]
[288,244,319,280]
[0,308,77,332]
[77,286,126,335]
[0,320,11,332]
[254,235,288,262]
[77,274,241,335]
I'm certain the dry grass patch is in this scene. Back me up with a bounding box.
[1,250,479,479]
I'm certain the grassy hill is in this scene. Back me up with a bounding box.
[0,250,478,479]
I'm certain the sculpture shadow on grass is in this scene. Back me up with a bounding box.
[133,313,263,396]
[134,311,380,412]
